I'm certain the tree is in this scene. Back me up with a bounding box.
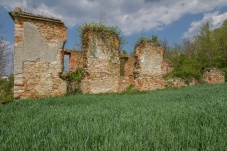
[182,38,195,59]
[217,20,227,67]
[212,27,225,67]
[164,20,227,82]
[194,22,214,67]
[0,7,9,75]
[0,36,8,74]
[195,19,227,68]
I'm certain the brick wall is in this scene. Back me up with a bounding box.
[134,41,165,91]
[162,59,174,75]
[80,31,120,93]
[119,55,135,92]
[10,7,225,99]
[10,7,67,99]
[64,50,84,72]
[203,68,225,84]
[165,78,199,88]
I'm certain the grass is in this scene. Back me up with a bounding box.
[0,83,227,150]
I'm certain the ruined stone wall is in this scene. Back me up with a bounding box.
[162,59,174,75]
[203,68,225,84]
[134,42,165,91]
[64,50,84,72]
[81,31,120,94]
[165,78,199,88]
[10,7,225,99]
[119,55,135,92]
[10,7,67,99]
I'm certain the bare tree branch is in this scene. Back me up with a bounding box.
[0,6,9,75]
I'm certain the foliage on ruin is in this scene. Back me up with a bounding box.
[121,50,127,55]
[0,75,13,104]
[135,35,160,47]
[122,84,145,94]
[60,68,86,82]
[60,68,86,94]
[76,22,127,50]
[72,49,82,52]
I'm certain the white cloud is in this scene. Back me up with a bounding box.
[1,0,227,36]
[183,11,227,39]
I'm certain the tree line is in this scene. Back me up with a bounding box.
[0,6,10,76]
[163,20,227,82]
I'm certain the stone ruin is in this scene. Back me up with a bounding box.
[10,7,67,99]
[9,7,225,99]
[203,68,225,84]
[134,42,165,91]
[80,30,120,93]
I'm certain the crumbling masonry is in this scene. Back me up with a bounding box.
[10,7,67,99]
[134,42,165,91]
[9,7,225,99]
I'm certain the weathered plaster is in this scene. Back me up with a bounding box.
[140,55,163,75]
[134,42,165,91]
[81,32,120,94]
[15,22,64,74]
[10,7,67,99]
[10,7,225,99]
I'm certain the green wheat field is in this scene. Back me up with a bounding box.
[0,83,227,150]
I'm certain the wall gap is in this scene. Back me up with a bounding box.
[64,54,70,72]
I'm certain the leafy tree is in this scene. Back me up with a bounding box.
[221,20,227,66]
[211,28,225,67]
[216,20,227,67]
[165,20,227,81]
[194,22,214,67]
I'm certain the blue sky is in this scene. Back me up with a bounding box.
[0,0,227,60]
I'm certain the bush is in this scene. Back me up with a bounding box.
[60,68,86,82]
[60,69,86,95]
[164,54,203,83]
[122,85,147,94]
[220,68,227,82]
[135,35,160,47]
[0,75,14,103]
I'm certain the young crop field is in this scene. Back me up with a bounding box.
[0,83,227,150]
